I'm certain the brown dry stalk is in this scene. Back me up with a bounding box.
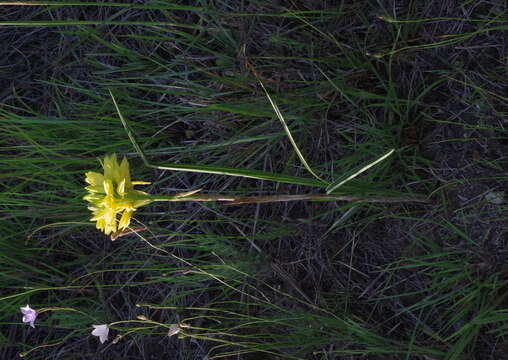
[110,226,148,241]
[225,194,430,205]
[166,194,430,205]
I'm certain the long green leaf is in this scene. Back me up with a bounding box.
[110,90,326,188]
[257,80,329,185]
[326,149,395,194]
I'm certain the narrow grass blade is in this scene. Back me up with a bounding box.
[256,79,330,185]
[110,90,326,188]
[0,1,205,12]
[0,20,206,29]
[326,149,395,194]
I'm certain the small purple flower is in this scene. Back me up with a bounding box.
[91,324,109,344]
[20,305,38,328]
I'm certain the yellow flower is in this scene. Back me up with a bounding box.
[84,154,151,235]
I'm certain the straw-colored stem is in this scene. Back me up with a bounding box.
[151,194,430,205]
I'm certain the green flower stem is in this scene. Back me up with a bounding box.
[150,194,236,202]
[109,319,170,328]
[150,194,430,205]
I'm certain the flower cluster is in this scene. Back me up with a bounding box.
[84,154,151,235]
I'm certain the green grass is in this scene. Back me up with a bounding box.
[1,1,508,359]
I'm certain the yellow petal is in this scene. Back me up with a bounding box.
[119,157,131,187]
[85,184,104,194]
[104,223,113,235]
[83,193,101,202]
[106,207,116,221]
[103,179,114,196]
[85,172,105,186]
[118,210,133,230]
[103,208,117,235]
[114,201,135,212]
[117,179,126,196]
[90,208,106,221]
[96,218,106,231]
[103,154,119,182]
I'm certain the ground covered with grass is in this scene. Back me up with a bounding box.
[1,1,508,359]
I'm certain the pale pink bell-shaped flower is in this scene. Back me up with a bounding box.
[91,324,109,344]
[20,305,38,328]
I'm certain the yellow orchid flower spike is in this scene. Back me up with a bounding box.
[84,154,151,235]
